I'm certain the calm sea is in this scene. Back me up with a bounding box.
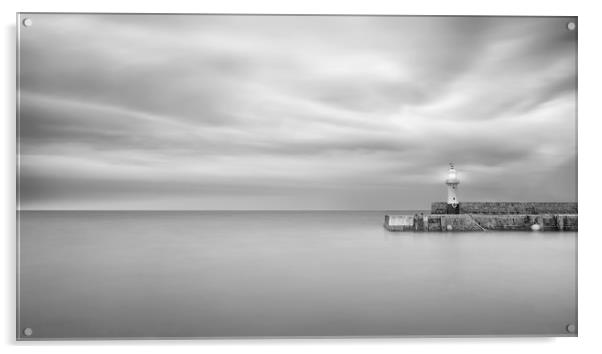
[18,211,577,338]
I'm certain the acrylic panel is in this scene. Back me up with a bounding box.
[17,14,578,340]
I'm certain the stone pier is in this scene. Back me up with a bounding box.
[384,202,578,232]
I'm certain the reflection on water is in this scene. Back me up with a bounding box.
[18,211,577,338]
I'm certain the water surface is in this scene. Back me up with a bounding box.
[18,211,577,338]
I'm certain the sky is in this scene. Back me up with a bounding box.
[18,15,577,210]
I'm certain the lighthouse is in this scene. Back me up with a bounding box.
[445,163,460,214]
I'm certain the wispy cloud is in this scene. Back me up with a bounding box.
[18,15,577,210]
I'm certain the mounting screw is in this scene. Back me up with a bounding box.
[22,18,33,27]
[567,22,576,31]
[23,327,33,337]
[566,324,576,333]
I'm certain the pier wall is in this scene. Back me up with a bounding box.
[383,215,415,231]
[384,214,578,232]
[431,202,577,215]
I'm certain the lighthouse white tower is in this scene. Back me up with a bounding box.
[446,163,460,211]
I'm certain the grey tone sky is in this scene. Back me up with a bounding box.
[18,15,577,210]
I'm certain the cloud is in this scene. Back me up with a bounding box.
[18,15,577,210]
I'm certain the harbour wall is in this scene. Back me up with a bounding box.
[431,202,577,215]
[384,214,578,232]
